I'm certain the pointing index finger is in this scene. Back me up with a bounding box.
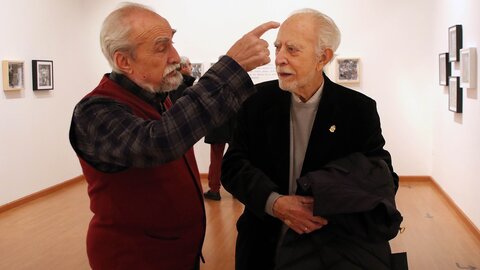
[249,21,280,38]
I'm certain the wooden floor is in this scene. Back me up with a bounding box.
[0,179,479,270]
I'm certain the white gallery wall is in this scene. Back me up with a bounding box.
[432,0,480,229]
[0,0,99,205]
[0,0,478,228]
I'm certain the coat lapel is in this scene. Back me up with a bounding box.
[301,76,340,176]
[264,87,292,193]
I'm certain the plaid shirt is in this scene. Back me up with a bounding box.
[70,56,255,173]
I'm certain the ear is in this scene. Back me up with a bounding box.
[113,51,133,74]
[322,48,334,64]
[316,48,334,71]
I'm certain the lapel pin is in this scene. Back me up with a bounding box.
[329,125,336,133]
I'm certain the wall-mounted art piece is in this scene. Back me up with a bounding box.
[32,60,54,90]
[191,63,204,82]
[2,60,25,91]
[459,47,476,89]
[335,57,360,83]
[439,53,450,86]
[448,25,462,62]
[448,76,462,113]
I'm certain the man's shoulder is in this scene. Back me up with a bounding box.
[252,80,288,100]
[325,79,376,106]
[255,79,280,91]
[235,80,287,118]
[182,74,196,86]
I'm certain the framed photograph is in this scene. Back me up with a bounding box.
[2,60,25,91]
[439,53,450,86]
[336,57,360,83]
[191,63,204,82]
[459,47,476,89]
[448,76,462,113]
[32,60,54,90]
[448,25,462,62]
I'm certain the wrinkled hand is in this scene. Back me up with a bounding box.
[226,21,280,72]
[272,195,328,235]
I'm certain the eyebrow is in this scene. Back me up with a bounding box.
[154,36,170,45]
[151,29,177,48]
[274,41,300,48]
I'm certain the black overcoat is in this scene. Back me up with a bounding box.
[222,75,400,270]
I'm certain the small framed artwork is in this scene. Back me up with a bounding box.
[448,76,462,113]
[336,57,360,83]
[2,60,25,91]
[459,47,476,89]
[448,25,462,62]
[32,60,54,90]
[191,63,204,82]
[439,53,450,86]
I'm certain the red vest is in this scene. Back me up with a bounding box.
[78,75,204,270]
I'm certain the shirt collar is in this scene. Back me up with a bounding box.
[291,80,324,104]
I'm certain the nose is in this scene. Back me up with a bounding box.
[275,48,288,66]
[169,46,181,64]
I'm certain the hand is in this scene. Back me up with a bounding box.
[226,21,280,72]
[272,195,328,235]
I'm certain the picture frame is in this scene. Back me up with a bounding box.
[335,57,360,83]
[439,53,450,86]
[459,47,476,89]
[448,25,462,62]
[2,60,25,91]
[448,76,462,113]
[191,63,204,82]
[32,60,54,90]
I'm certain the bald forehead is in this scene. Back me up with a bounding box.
[281,13,318,31]
[127,9,176,43]
[274,13,322,53]
[127,8,170,29]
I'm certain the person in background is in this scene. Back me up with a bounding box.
[202,112,235,201]
[69,2,279,270]
[168,56,196,103]
[222,8,404,270]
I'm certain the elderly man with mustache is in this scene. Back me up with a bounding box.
[222,8,404,270]
[69,2,278,270]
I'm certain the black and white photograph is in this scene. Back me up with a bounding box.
[439,53,450,86]
[448,25,463,62]
[191,63,203,82]
[336,57,360,83]
[448,76,462,113]
[2,60,24,91]
[459,47,476,89]
[32,60,54,90]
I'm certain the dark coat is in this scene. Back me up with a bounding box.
[204,116,235,144]
[221,75,399,270]
[276,152,403,270]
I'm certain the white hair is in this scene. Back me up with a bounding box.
[99,2,156,73]
[179,56,190,68]
[290,8,341,56]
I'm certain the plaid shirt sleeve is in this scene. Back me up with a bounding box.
[71,56,255,172]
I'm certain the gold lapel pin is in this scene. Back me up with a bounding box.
[329,125,336,133]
